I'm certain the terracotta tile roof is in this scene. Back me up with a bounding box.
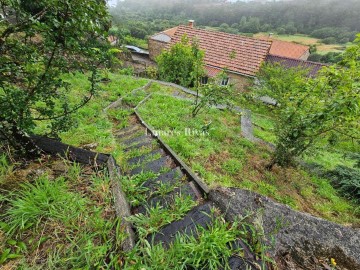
[205,65,222,77]
[268,40,309,59]
[151,27,179,43]
[167,25,272,77]
[266,54,326,77]
[163,27,179,37]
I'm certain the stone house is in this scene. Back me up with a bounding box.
[149,20,314,90]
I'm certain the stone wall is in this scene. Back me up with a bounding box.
[227,72,253,92]
[148,39,168,61]
[209,187,360,270]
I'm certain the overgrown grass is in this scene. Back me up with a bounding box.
[120,171,159,207]
[33,72,148,163]
[136,93,360,225]
[0,158,125,269]
[124,216,245,270]
[0,154,13,185]
[128,195,197,238]
[3,175,86,235]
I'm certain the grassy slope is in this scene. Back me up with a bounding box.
[34,72,149,164]
[29,73,360,226]
[138,92,359,225]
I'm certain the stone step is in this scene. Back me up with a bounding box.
[124,140,154,152]
[130,156,171,175]
[146,202,214,247]
[134,181,199,215]
[115,125,143,137]
[127,149,164,167]
[117,129,146,143]
[142,167,186,195]
[122,135,152,147]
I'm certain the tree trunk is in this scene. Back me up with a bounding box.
[0,119,42,157]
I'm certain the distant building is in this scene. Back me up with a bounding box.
[149,21,272,89]
[148,20,322,89]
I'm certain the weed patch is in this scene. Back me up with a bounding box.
[0,157,124,269]
[128,195,197,238]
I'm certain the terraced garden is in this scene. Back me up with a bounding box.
[1,72,359,268]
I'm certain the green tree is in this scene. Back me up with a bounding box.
[285,22,297,35]
[192,73,235,118]
[0,0,110,155]
[257,35,360,168]
[156,35,205,88]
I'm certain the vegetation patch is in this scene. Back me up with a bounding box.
[128,195,197,238]
[123,216,258,270]
[136,93,360,225]
[0,157,124,269]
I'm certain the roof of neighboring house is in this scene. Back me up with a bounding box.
[166,25,272,76]
[266,54,326,77]
[151,26,179,43]
[163,27,179,37]
[268,40,309,59]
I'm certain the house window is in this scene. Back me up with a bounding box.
[201,76,208,85]
[220,77,229,86]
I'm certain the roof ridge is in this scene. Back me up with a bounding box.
[176,25,273,44]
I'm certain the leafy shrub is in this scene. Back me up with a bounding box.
[276,27,286,35]
[322,37,337,44]
[119,67,134,76]
[308,52,343,64]
[145,66,158,79]
[326,166,360,203]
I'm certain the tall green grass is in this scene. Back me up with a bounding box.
[0,162,125,269]
[4,175,86,235]
[0,154,13,184]
[124,217,242,270]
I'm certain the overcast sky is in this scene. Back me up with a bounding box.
[106,0,287,7]
[107,0,117,7]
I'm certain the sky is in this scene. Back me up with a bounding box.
[107,0,117,7]
[106,0,289,7]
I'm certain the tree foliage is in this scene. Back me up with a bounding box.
[192,74,235,118]
[257,34,360,167]
[0,0,110,153]
[156,35,205,88]
[110,0,360,42]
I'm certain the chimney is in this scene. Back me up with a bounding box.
[188,20,195,28]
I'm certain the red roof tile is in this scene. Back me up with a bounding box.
[163,27,179,37]
[167,25,272,77]
[205,66,222,77]
[269,40,309,59]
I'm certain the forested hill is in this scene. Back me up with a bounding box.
[110,0,360,42]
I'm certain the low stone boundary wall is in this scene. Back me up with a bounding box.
[210,187,360,270]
